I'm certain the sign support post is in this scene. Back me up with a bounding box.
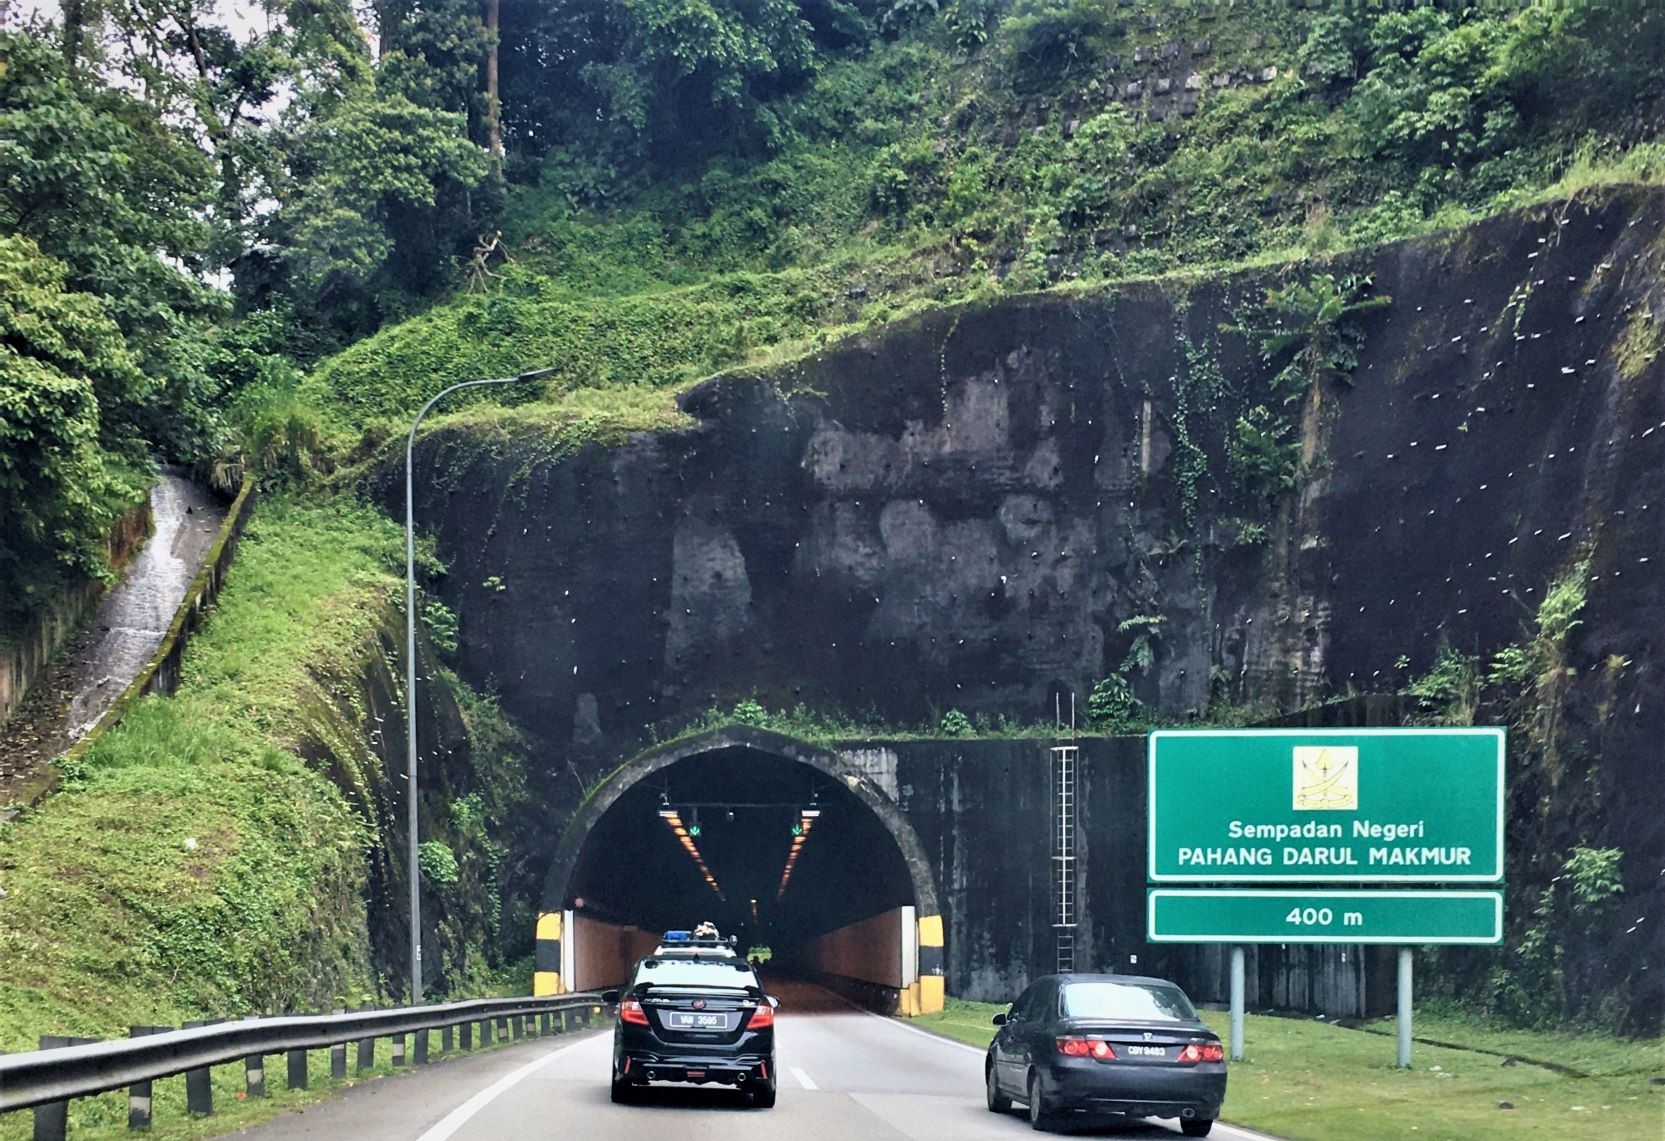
[1397,948,1413,1068]
[1228,946,1245,1063]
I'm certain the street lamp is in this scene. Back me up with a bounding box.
[405,365,556,1002]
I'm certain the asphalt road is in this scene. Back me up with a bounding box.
[232,982,1278,1141]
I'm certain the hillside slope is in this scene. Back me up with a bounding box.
[392,185,1662,1031]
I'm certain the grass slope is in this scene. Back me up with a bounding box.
[0,498,403,1059]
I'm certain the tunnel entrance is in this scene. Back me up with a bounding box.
[534,727,943,1014]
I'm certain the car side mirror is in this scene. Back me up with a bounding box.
[991,1013,1007,1026]
[767,995,781,1009]
[600,989,620,1004]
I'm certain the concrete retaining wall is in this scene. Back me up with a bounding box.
[0,501,151,728]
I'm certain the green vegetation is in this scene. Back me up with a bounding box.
[1397,561,1651,1033]
[7,1,1662,617]
[5,0,1663,1089]
[0,494,529,1057]
[915,995,1665,1141]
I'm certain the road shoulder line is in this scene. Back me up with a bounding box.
[413,1033,599,1141]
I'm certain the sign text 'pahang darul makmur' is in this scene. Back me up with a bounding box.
[1148,729,1504,883]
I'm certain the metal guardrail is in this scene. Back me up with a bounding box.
[0,993,604,1138]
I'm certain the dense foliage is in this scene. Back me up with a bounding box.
[4,2,1663,623]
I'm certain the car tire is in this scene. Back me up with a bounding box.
[750,1080,777,1109]
[609,1076,637,1104]
[986,1063,1013,1113]
[1027,1071,1053,1132]
[1180,1119,1214,1137]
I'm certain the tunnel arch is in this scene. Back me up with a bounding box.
[541,725,938,916]
[534,726,944,1012]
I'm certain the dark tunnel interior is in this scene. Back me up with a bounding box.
[565,747,916,963]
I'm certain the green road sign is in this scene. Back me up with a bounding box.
[1148,728,1504,882]
[1147,889,1504,944]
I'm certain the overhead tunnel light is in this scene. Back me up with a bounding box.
[776,812,816,900]
[657,808,725,900]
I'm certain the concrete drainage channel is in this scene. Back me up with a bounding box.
[0,474,252,820]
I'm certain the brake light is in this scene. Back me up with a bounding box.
[1055,1037,1115,1059]
[1178,1042,1225,1064]
[747,1002,775,1029]
[620,1000,649,1026]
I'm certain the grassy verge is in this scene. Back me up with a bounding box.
[912,997,1664,1140]
[0,496,402,1058]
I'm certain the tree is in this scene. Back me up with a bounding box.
[0,236,149,621]
[267,83,490,342]
[499,0,819,172]
[0,29,226,459]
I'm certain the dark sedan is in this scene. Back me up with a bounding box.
[603,955,778,1107]
[985,973,1226,1135]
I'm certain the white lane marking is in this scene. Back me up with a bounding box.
[414,1034,599,1141]
[789,1066,818,1090]
[857,1009,986,1056]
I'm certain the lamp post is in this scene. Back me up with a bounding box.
[405,366,555,1002]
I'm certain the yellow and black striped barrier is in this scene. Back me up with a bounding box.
[532,912,563,996]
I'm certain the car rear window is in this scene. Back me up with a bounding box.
[1060,981,1198,1022]
[635,959,758,989]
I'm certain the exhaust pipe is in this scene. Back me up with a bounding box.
[1182,1108,1196,1119]
[646,1069,658,1081]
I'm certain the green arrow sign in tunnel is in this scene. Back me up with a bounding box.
[532,727,945,1015]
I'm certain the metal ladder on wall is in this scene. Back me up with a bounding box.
[1052,694,1078,974]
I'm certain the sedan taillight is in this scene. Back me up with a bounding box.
[1055,1036,1115,1059]
[746,1002,775,1029]
[1177,1042,1225,1064]
[620,999,649,1026]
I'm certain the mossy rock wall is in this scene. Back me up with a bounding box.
[397,188,1664,1029]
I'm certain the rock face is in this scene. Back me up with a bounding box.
[404,187,1664,1027]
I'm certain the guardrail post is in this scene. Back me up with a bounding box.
[129,1026,169,1129]
[496,1016,509,1041]
[356,1037,374,1073]
[559,1009,569,1033]
[442,1024,454,1053]
[286,1047,307,1090]
[414,1029,429,1065]
[35,1036,95,1141]
[240,1017,266,1101]
[328,1010,347,1079]
[391,1034,406,1067]
[460,1020,473,1050]
[510,1015,523,1042]
[480,1019,492,1046]
[244,1051,266,1100]
[538,1012,550,1037]
[182,1022,213,1117]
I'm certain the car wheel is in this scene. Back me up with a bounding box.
[986,1063,1013,1113]
[1180,1119,1214,1137]
[1027,1071,1052,1132]
[609,1075,637,1104]
[749,1079,777,1109]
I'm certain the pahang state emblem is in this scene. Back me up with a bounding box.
[1293,746,1359,810]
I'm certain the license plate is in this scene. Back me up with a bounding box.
[667,1012,732,1030]
[1125,1045,1168,1057]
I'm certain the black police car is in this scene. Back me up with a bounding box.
[985,973,1226,1135]
[603,936,779,1108]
